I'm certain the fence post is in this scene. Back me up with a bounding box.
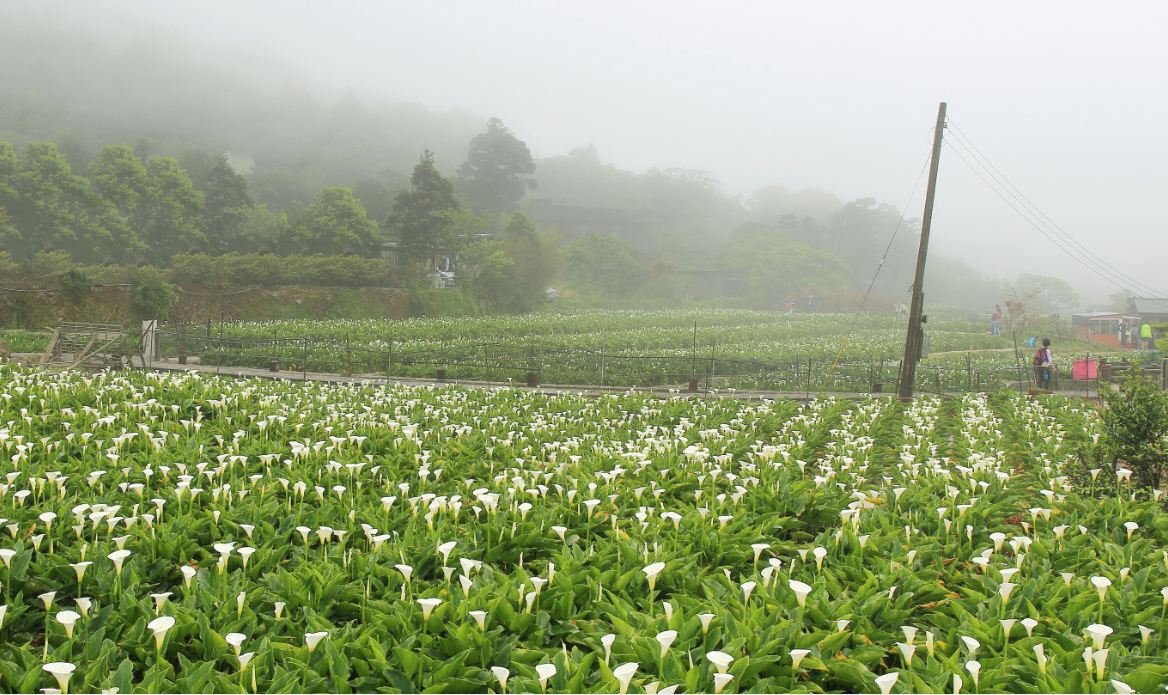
[599,339,606,387]
[345,335,352,377]
[806,357,812,398]
[966,351,972,391]
[388,338,394,379]
[707,340,715,393]
[216,326,223,375]
[302,338,308,382]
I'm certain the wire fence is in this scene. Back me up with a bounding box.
[138,325,1115,396]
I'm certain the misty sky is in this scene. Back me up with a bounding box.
[10,0,1168,304]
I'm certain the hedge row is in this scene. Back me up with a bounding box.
[169,253,388,287]
[1,251,391,289]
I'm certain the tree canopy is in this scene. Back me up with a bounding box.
[457,118,536,216]
[386,151,462,264]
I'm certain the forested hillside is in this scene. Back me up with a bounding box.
[0,12,1019,313]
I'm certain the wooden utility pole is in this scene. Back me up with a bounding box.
[897,101,947,399]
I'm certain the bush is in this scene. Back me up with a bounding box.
[169,253,386,288]
[31,250,73,276]
[0,251,18,277]
[59,269,93,305]
[170,253,222,285]
[409,286,479,317]
[130,267,178,322]
[1100,374,1168,489]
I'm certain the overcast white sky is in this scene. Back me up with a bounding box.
[13,0,1168,304]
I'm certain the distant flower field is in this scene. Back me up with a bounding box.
[166,310,1105,392]
[0,364,1164,693]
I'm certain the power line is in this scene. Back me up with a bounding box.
[943,126,1163,297]
[942,139,1160,299]
[944,119,1166,298]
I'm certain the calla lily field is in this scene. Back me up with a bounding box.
[165,309,1110,392]
[0,363,1165,693]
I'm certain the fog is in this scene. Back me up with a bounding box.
[3,0,1166,306]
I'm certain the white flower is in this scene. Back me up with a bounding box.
[1091,576,1111,601]
[875,672,899,695]
[55,610,81,639]
[417,597,442,620]
[1033,643,1047,673]
[790,648,811,669]
[961,635,980,659]
[1085,624,1113,651]
[469,610,488,631]
[965,660,981,688]
[713,672,734,695]
[788,579,812,608]
[706,650,734,674]
[490,666,509,691]
[305,630,328,653]
[42,663,76,695]
[642,562,665,591]
[656,630,677,659]
[535,663,556,688]
[601,633,616,664]
[612,662,639,695]
[147,615,176,651]
[107,549,131,574]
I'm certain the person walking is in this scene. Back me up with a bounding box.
[1141,321,1156,350]
[991,305,1002,337]
[1119,321,1128,349]
[1032,337,1054,390]
[1130,323,1140,350]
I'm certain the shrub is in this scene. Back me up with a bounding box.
[0,251,18,277]
[59,269,93,305]
[169,253,386,288]
[1100,373,1168,489]
[31,250,73,276]
[130,267,178,322]
[170,253,221,285]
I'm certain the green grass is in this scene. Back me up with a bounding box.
[0,328,49,353]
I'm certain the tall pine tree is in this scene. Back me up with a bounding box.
[385,150,462,264]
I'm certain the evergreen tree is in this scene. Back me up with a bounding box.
[89,144,150,262]
[203,155,254,253]
[498,213,557,312]
[386,150,461,264]
[457,118,536,216]
[138,157,206,263]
